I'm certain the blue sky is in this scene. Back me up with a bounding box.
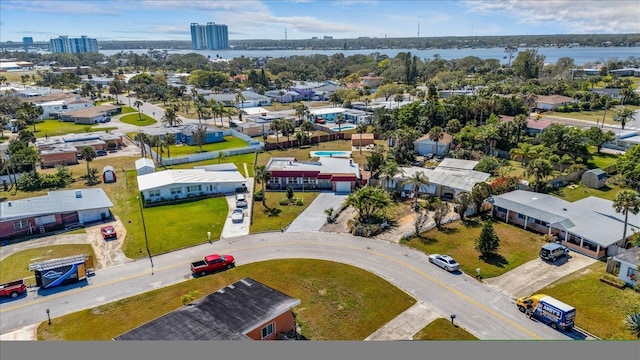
[1,0,639,42]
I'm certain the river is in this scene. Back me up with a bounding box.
[100,47,640,65]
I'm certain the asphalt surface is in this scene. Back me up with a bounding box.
[0,232,581,340]
[286,193,348,232]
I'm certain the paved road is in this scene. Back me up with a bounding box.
[0,232,577,340]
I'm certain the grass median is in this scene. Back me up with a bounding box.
[37,259,416,340]
[119,113,157,126]
[413,318,478,340]
[250,191,320,233]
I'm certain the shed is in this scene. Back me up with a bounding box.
[102,166,116,183]
[135,158,155,176]
[351,133,375,147]
[581,168,607,189]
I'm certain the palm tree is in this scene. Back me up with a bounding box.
[80,146,97,183]
[526,158,553,192]
[379,160,403,191]
[428,126,445,156]
[510,142,538,165]
[133,100,143,121]
[254,165,271,208]
[235,90,246,111]
[217,151,228,164]
[625,312,640,339]
[161,107,182,127]
[300,120,314,136]
[280,120,295,143]
[355,122,368,154]
[334,113,345,133]
[164,132,176,158]
[403,171,429,209]
[613,106,635,130]
[295,104,307,123]
[270,118,282,144]
[612,189,640,246]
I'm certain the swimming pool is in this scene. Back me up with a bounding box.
[310,151,352,158]
[329,124,356,131]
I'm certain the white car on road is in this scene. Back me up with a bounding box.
[428,254,460,272]
[231,208,244,223]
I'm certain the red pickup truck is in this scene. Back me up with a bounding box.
[191,254,235,276]
[0,279,27,299]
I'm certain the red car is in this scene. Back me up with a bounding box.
[191,254,235,276]
[100,226,117,240]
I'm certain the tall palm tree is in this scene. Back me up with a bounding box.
[613,106,635,130]
[612,189,640,245]
[510,142,538,165]
[355,122,368,154]
[164,132,176,158]
[235,90,246,111]
[526,159,553,192]
[80,146,97,183]
[335,113,345,133]
[300,120,314,136]
[161,107,182,127]
[403,171,429,208]
[428,126,445,156]
[254,165,271,208]
[270,118,282,144]
[133,100,143,121]
[379,160,403,191]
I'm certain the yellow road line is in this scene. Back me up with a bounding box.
[1,241,543,339]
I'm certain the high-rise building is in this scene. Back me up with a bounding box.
[23,37,34,51]
[49,35,98,54]
[190,22,228,50]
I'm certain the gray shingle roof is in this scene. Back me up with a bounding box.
[0,188,114,221]
[114,278,300,341]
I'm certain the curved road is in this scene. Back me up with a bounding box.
[0,232,577,340]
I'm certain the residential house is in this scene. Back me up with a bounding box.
[308,107,346,123]
[360,74,384,89]
[610,68,640,77]
[265,157,361,194]
[610,247,640,287]
[491,190,640,259]
[389,159,490,200]
[0,188,114,240]
[23,93,93,119]
[81,76,114,86]
[535,95,576,111]
[590,88,621,100]
[500,115,553,136]
[289,84,315,100]
[113,278,301,341]
[39,144,78,168]
[604,130,640,151]
[179,124,224,145]
[36,131,125,156]
[205,91,271,108]
[312,83,343,101]
[265,90,299,103]
[58,104,121,124]
[413,133,453,156]
[137,167,246,204]
[135,158,155,176]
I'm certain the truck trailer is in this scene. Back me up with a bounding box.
[517,294,576,331]
[29,254,94,289]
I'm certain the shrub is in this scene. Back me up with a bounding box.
[295,198,304,206]
[279,198,290,206]
[253,190,264,201]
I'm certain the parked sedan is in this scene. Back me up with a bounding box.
[428,254,460,272]
[231,208,244,223]
[235,194,248,208]
[100,225,117,240]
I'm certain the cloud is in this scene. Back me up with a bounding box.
[140,0,269,12]
[463,0,640,33]
[1,0,120,15]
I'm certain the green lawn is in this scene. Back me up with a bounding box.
[0,244,96,285]
[119,113,157,126]
[32,120,117,138]
[413,318,479,340]
[37,259,416,340]
[401,217,547,279]
[250,191,320,233]
[119,106,137,114]
[167,136,248,156]
[551,182,622,202]
[546,106,640,126]
[537,262,640,340]
[164,152,257,178]
[585,147,620,169]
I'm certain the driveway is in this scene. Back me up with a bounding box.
[220,179,255,239]
[483,251,597,299]
[285,192,348,233]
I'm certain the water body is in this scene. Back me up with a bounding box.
[101,47,640,65]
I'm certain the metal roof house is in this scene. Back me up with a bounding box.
[610,247,640,287]
[0,188,114,240]
[391,162,490,200]
[265,157,361,194]
[137,168,246,205]
[491,190,640,259]
[113,278,301,341]
[135,158,155,176]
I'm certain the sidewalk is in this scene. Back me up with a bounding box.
[364,302,440,340]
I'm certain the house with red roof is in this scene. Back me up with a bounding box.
[265,157,361,194]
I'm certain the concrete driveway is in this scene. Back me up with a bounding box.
[483,251,597,299]
[220,179,254,239]
[286,192,348,233]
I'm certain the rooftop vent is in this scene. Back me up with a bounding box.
[75,190,82,198]
[562,208,567,211]
[7,202,11,207]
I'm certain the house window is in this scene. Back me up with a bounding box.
[187,185,202,193]
[531,218,548,226]
[170,187,182,195]
[148,190,160,198]
[495,206,507,213]
[517,214,526,220]
[268,178,280,185]
[261,322,275,339]
[287,177,297,184]
[13,219,28,230]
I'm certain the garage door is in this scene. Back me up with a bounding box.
[335,181,351,194]
[78,209,105,224]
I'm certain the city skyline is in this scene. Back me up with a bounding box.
[0,0,639,43]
